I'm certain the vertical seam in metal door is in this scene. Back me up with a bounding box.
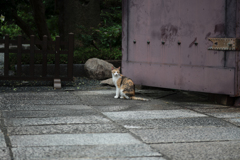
[126,0,129,62]
[224,0,227,67]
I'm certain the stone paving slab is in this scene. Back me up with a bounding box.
[13,158,166,160]
[74,90,116,96]
[182,102,226,109]
[0,104,91,111]
[192,108,240,118]
[74,158,166,160]
[151,141,240,160]
[63,158,166,160]
[122,101,183,111]
[5,115,111,126]
[83,99,143,107]
[12,144,162,160]
[0,133,6,147]
[4,99,82,105]
[8,123,127,135]
[225,118,240,126]
[2,110,98,118]
[74,89,175,98]
[117,117,234,129]
[208,112,240,118]
[92,101,182,112]
[3,91,74,96]
[92,105,131,112]
[161,91,208,103]
[0,132,10,159]
[0,104,55,111]
[0,89,239,160]
[79,95,144,106]
[103,110,207,121]
[76,90,156,107]
[3,92,63,100]
[192,107,240,113]
[130,127,240,143]
[1,91,78,100]
[0,147,11,160]
[10,133,142,147]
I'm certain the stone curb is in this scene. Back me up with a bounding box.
[15,64,86,77]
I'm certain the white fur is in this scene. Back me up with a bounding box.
[112,70,130,99]
[112,71,121,98]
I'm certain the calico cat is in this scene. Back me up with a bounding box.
[111,67,148,101]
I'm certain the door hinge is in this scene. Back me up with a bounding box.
[208,38,240,50]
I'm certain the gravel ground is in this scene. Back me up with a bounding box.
[0,77,113,93]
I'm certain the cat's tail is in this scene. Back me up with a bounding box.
[131,96,149,101]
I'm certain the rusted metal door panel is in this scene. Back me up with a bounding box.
[226,52,236,68]
[122,0,238,96]
[128,0,149,62]
[122,61,235,95]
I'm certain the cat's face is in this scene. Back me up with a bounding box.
[111,67,120,77]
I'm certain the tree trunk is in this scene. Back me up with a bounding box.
[12,13,35,38]
[58,0,101,48]
[29,0,52,41]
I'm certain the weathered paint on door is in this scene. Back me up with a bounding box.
[122,0,240,96]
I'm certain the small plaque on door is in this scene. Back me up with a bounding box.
[208,38,240,51]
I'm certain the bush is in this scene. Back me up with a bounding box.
[77,24,121,50]
[77,4,122,50]
[0,22,22,39]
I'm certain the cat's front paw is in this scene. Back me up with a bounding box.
[114,95,119,98]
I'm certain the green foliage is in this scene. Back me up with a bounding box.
[46,15,59,40]
[96,24,121,48]
[5,0,122,70]
[16,4,36,38]
[0,0,58,40]
[17,4,35,26]
[101,0,122,10]
[100,7,122,26]
[0,22,22,39]
[77,24,121,49]
[77,2,122,50]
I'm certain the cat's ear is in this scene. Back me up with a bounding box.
[118,67,121,70]
[111,66,114,70]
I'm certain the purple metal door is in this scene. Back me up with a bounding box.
[122,0,240,96]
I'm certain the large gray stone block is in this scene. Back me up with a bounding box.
[130,127,240,143]
[151,141,240,160]
[84,58,114,80]
[12,144,162,160]
[10,133,142,147]
[8,123,127,135]
[102,110,207,121]
[5,115,111,126]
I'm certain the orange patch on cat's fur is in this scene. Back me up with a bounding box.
[111,67,148,101]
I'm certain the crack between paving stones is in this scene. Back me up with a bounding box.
[0,112,14,160]
[6,122,112,127]
[81,104,167,159]
[179,104,240,129]
[84,104,145,141]
[149,139,240,145]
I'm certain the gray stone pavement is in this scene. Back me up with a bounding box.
[0,88,240,160]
